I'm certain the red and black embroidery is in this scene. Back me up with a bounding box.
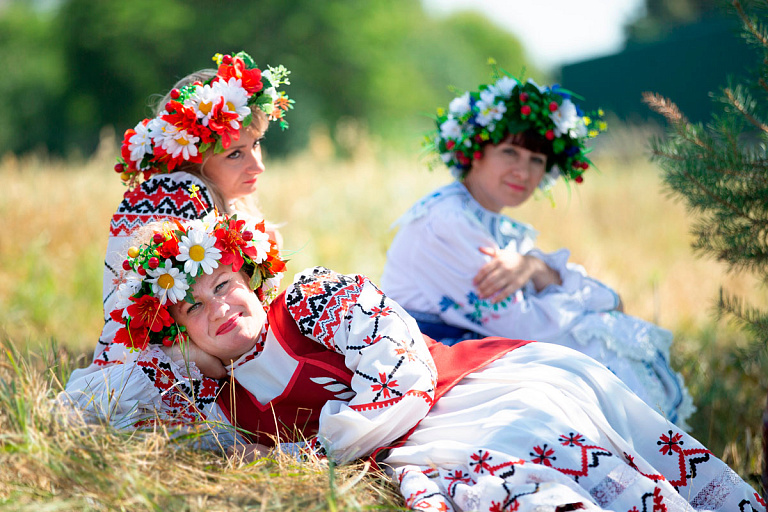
[110,175,212,236]
[654,429,712,489]
[137,353,218,420]
[627,486,667,512]
[529,432,613,483]
[469,449,525,479]
[285,267,363,346]
[495,482,539,512]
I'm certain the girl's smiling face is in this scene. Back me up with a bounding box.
[463,139,548,213]
[169,265,265,364]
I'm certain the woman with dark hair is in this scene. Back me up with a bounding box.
[380,73,693,428]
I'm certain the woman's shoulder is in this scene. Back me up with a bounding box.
[395,182,471,227]
[283,267,374,333]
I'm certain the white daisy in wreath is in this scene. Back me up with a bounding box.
[248,228,272,264]
[127,120,153,165]
[162,128,200,160]
[551,98,579,137]
[188,83,221,127]
[114,271,143,310]
[448,92,471,116]
[147,260,190,304]
[475,89,506,127]
[213,77,251,122]
[176,228,221,275]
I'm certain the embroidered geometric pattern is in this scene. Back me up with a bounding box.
[654,429,712,489]
[285,267,437,419]
[469,449,525,480]
[285,267,362,346]
[136,353,218,424]
[110,175,213,236]
[529,432,613,483]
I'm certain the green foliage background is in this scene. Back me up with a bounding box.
[1,0,536,159]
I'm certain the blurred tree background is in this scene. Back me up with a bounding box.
[0,0,535,160]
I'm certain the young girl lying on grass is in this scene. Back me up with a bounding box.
[62,214,763,512]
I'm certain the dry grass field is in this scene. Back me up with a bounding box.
[0,124,766,509]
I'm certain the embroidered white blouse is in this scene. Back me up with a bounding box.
[381,181,694,426]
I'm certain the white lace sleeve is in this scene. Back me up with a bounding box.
[60,346,237,450]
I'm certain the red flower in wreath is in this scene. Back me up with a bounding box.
[156,236,180,260]
[215,218,249,272]
[218,56,263,95]
[266,241,286,273]
[206,97,242,148]
[127,295,174,332]
[114,325,151,350]
[121,128,139,170]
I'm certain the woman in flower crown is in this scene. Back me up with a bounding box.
[61,215,763,512]
[380,72,694,428]
[90,50,294,371]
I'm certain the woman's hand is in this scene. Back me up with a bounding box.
[474,247,562,303]
[227,443,271,462]
[161,341,227,379]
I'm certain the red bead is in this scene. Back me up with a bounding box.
[473,151,483,160]
[521,105,532,116]
[242,231,253,241]
[519,92,529,102]
[581,162,590,170]
[148,257,159,269]
[445,140,455,150]
[545,130,555,141]
[153,233,165,244]
[165,102,174,113]
[170,88,180,100]
[222,54,233,65]
[122,260,132,271]
[549,101,559,112]
[114,163,125,173]
[575,175,584,183]
[137,266,147,276]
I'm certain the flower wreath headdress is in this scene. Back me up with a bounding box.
[114,51,295,187]
[429,61,607,189]
[111,206,287,350]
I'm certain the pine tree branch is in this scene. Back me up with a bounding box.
[723,87,768,133]
[759,77,768,95]
[661,155,746,218]
[649,148,768,184]
[732,0,768,47]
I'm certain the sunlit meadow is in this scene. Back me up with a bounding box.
[0,122,765,508]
